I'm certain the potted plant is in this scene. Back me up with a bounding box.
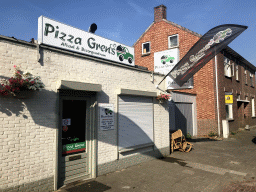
[156,93,171,103]
[0,65,45,98]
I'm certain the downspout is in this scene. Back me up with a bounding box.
[215,52,221,136]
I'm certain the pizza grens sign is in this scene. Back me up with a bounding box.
[38,16,134,66]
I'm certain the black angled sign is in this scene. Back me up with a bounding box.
[159,24,247,87]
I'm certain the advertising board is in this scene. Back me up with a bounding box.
[99,103,114,131]
[38,16,134,66]
[154,49,193,89]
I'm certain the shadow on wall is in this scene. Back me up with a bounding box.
[1,88,171,191]
[0,89,58,129]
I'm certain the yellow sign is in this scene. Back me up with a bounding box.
[225,95,233,104]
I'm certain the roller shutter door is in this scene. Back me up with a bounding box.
[172,102,193,135]
[118,95,154,150]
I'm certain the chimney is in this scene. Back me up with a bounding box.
[154,5,167,22]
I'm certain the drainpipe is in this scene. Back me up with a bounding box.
[215,52,221,136]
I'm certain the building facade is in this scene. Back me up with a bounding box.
[134,5,256,136]
[0,18,169,191]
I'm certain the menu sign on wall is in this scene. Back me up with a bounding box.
[99,103,114,131]
[154,49,193,89]
[38,16,134,66]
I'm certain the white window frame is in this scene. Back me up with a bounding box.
[224,57,231,77]
[235,63,239,81]
[232,63,235,76]
[168,34,179,49]
[142,42,150,54]
[245,70,247,85]
[226,104,233,119]
[250,73,254,87]
[252,98,255,117]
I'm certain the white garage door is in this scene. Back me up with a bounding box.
[118,95,154,150]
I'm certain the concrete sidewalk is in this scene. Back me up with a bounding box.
[56,128,256,192]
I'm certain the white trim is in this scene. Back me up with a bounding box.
[215,54,221,137]
[245,70,248,84]
[225,104,233,119]
[232,63,235,76]
[235,63,239,81]
[168,34,179,49]
[142,42,151,54]
[224,57,231,77]
[252,98,255,117]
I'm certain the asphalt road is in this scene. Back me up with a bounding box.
[56,128,256,192]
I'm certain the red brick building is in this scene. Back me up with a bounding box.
[134,5,256,136]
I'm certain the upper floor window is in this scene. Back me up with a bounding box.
[250,73,254,87]
[245,70,248,85]
[142,42,150,54]
[235,63,239,81]
[232,63,235,76]
[224,57,231,77]
[168,34,178,48]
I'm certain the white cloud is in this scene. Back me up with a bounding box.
[127,1,151,17]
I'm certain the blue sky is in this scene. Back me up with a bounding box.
[1,0,255,65]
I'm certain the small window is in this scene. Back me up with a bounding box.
[250,73,254,87]
[168,34,178,48]
[235,63,239,81]
[224,57,231,77]
[245,70,247,85]
[252,98,255,117]
[142,42,150,54]
[226,104,233,119]
[232,63,235,76]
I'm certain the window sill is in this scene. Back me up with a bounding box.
[168,46,179,49]
[252,116,256,118]
[227,118,234,121]
[224,75,232,78]
[142,53,150,57]
[237,99,250,103]
[236,79,239,82]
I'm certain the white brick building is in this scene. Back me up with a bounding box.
[0,32,170,191]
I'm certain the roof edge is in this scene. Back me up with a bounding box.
[0,35,37,47]
[133,22,154,47]
[163,19,202,38]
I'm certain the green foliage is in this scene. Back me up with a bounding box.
[208,131,218,137]
[231,131,236,135]
[186,133,192,139]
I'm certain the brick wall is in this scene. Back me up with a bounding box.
[134,14,256,136]
[0,37,170,191]
[217,52,256,132]
[134,20,218,136]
